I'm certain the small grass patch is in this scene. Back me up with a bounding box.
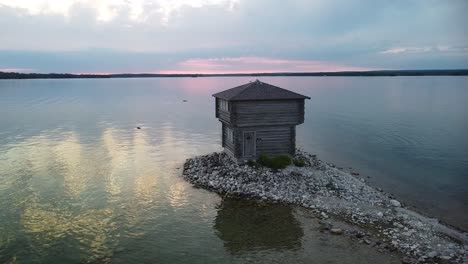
[257,154,270,167]
[246,160,257,168]
[293,158,306,167]
[257,153,292,170]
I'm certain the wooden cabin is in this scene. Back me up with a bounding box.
[213,80,310,161]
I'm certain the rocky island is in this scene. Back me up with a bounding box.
[182,150,468,264]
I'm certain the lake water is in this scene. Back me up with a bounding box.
[0,77,466,263]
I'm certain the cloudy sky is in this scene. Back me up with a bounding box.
[0,0,467,74]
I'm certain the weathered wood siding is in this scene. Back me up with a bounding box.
[222,123,236,158]
[290,126,296,155]
[235,126,295,159]
[254,126,295,157]
[233,99,304,127]
[216,98,232,123]
[216,98,305,160]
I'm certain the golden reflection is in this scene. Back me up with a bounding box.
[0,131,89,198]
[168,181,188,208]
[54,132,86,197]
[0,124,194,206]
[1,131,117,262]
[158,122,190,162]
[101,128,130,199]
[0,123,211,262]
[133,128,160,204]
[21,202,71,244]
[131,124,191,206]
[156,124,192,209]
[21,200,115,262]
[72,208,115,258]
[7,135,53,179]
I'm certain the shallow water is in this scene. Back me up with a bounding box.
[0,77,466,263]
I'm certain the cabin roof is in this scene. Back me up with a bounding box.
[212,80,311,101]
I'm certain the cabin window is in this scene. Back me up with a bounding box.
[226,127,234,143]
[219,99,230,112]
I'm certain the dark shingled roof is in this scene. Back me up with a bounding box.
[212,80,310,101]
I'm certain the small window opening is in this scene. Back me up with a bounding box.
[219,99,229,112]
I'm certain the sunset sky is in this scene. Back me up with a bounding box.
[0,0,467,74]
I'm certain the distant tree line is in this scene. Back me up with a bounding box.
[1,69,467,80]
[0,72,110,79]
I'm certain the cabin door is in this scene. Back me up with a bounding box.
[243,131,256,158]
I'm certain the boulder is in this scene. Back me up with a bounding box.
[390,199,401,207]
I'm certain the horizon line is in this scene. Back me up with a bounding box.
[1,69,468,79]
[2,69,468,75]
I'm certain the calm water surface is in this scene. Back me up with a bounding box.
[0,77,466,263]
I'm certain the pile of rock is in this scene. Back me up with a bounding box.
[182,150,468,263]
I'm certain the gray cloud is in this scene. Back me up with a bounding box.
[0,0,467,72]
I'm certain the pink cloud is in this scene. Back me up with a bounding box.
[157,56,378,74]
[0,68,35,72]
[73,71,118,75]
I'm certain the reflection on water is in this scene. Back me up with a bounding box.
[21,202,115,263]
[214,198,303,253]
[58,132,86,198]
[0,77,467,263]
[0,123,220,263]
[102,128,128,200]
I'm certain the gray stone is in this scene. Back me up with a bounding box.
[390,199,401,207]
[330,228,344,235]
[181,151,467,263]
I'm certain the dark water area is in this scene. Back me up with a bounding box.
[0,77,466,263]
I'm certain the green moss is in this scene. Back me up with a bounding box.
[269,154,292,169]
[257,153,292,170]
[246,160,257,167]
[293,158,306,167]
[257,154,271,167]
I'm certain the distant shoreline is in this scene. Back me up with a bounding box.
[1,69,468,79]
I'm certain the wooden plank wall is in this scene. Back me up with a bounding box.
[216,98,232,123]
[216,98,305,160]
[236,126,294,159]
[233,100,304,127]
[218,110,231,123]
[222,123,236,158]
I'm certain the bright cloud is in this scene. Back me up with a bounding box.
[156,0,238,23]
[0,0,238,22]
[380,46,468,55]
[0,0,118,21]
[380,47,432,54]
